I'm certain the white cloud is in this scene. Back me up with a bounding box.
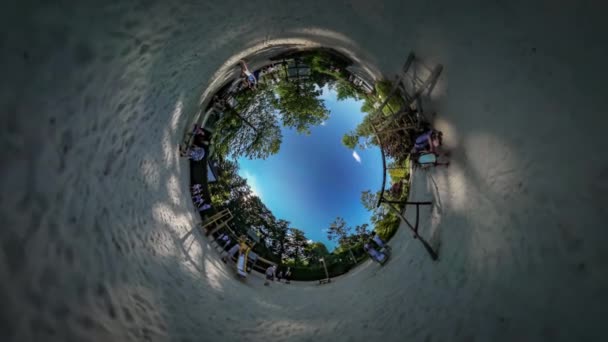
[352,151,362,163]
[307,239,314,244]
[320,121,327,126]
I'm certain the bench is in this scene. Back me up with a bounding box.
[318,278,331,285]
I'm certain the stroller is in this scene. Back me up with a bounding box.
[365,242,390,266]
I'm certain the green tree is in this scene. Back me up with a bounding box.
[360,99,375,114]
[305,242,330,266]
[275,80,329,134]
[327,217,349,243]
[374,212,400,241]
[269,219,290,261]
[344,114,414,163]
[360,189,387,225]
[360,190,378,211]
[212,108,282,160]
[212,83,283,160]
[354,223,370,241]
[286,228,309,266]
[327,217,356,263]
[374,80,404,115]
[234,84,283,159]
[341,131,359,150]
[334,80,361,101]
[207,158,312,263]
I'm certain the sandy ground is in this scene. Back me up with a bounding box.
[1,0,608,341]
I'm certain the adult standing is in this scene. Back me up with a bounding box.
[239,60,257,90]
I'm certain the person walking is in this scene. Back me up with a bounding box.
[222,242,239,263]
[264,265,276,286]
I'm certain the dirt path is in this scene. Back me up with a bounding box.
[1,1,607,341]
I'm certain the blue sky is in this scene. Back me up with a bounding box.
[238,89,383,250]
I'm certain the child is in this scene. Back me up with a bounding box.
[218,233,231,249]
[276,270,284,283]
[222,243,239,263]
[264,265,276,286]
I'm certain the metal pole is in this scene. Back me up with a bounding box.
[381,199,433,205]
[386,203,438,261]
[320,259,329,280]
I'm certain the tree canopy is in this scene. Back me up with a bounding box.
[274,81,329,134]
[341,131,359,150]
[203,49,406,275]
[208,158,333,265]
[339,80,418,163]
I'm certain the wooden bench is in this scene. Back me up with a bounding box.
[318,278,331,285]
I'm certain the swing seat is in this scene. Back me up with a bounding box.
[417,153,437,165]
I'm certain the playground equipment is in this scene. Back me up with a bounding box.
[200,208,233,236]
[318,258,331,285]
[369,51,443,261]
[203,210,277,278]
[236,237,253,279]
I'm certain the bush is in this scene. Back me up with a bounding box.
[288,263,349,281]
[388,168,407,181]
[289,266,329,281]
[375,81,405,115]
[375,213,401,242]
[327,262,353,277]
[287,250,370,281]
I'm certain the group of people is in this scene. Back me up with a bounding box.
[363,231,391,264]
[190,184,212,212]
[216,231,292,285]
[240,60,291,90]
[410,128,449,168]
[217,234,254,278]
[264,265,292,286]
[217,233,254,276]
[181,124,210,161]
[220,234,244,263]
[216,232,232,249]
